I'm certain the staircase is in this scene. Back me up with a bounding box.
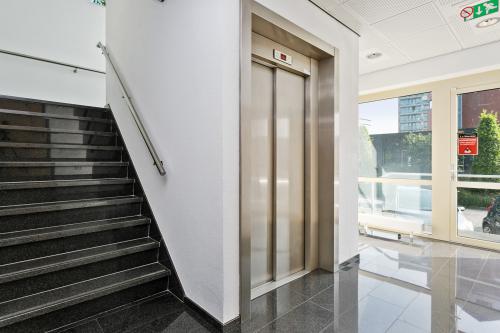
[0,98,176,332]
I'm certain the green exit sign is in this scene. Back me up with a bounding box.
[461,0,498,21]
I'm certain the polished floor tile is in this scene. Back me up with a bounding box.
[60,320,104,333]
[61,236,500,333]
[97,293,183,333]
[386,320,427,333]
[285,269,334,298]
[258,301,333,333]
[369,281,419,308]
[241,287,309,332]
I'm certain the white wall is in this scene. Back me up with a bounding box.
[254,0,360,264]
[106,0,359,324]
[106,0,240,323]
[360,40,500,95]
[0,0,105,106]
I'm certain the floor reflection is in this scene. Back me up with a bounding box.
[242,235,500,332]
[59,236,500,333]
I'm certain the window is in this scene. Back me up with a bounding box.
[359,93,433,234]
[359,93,432,179]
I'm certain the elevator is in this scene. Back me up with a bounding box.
[250,61,306,288]
[241,8,338,312]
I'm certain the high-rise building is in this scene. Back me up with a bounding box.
[398,92,432,132]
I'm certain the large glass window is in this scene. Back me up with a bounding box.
[359,93,433,234]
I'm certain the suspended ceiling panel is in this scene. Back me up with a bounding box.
[372,3,446,41]
[343,0,432,24]
[394,25,462,60]
[321,0,500,74]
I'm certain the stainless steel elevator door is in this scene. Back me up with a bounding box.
[249,62,305,288]
[274,68,305,280]
[250,62,274,288]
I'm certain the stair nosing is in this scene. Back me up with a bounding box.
[0,125,115,137]
[0,178,134,190]
[0,109,112,123]
[0,238,160,284]
[0,216,150,248]
[0,142,122,151]
[0,196,143,217]
[0,263,168,328]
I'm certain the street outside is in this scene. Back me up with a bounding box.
[460,208,500,243]
[462,208,487,231]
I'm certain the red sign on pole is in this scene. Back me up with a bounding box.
[458,133,478,156]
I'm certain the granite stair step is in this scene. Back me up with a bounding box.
[0,196,142,217]
[0,216,150,248]
[0,263,169,328]
[0,238,160,284]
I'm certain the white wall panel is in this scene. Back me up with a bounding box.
[0,0,105,106]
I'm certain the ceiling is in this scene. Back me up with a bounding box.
[322,0,500,75]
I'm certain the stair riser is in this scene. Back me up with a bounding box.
[0,103,110,120]
[0,278,168,333]
[0,183,134,205]
[0,130,116,146]
[0,148,121,161]
[0,202,142,233]
[0,114,112,132]
[0,249,158,303]
[0,165,128,181]
[43,105,111,120]
[0,225,149,265]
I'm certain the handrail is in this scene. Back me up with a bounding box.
[97,42,166,176]
[0,48,105,74]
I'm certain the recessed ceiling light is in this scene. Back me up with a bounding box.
[366,52,382,60]
[476,17,500,28]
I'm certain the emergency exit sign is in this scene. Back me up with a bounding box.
[461,0,498,21]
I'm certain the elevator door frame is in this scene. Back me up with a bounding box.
[240,1,339,322]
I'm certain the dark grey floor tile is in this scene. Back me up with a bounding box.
[310,286,335,312]
[97,294,183,333]
[258,301,333,333]
[59,320,104,333]
[468,281,500,312]
[122,310,209,333]
[285,269,334,298]
[241,287,309,332]
[476,257,500,286]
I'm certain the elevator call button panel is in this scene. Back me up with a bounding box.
[273,49,293,65]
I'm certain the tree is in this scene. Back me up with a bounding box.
[91,0,106,6]
[403,132,431,173]
[472,111,500,176]
[359,125,377,177]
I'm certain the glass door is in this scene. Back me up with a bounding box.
[451,84,500,249]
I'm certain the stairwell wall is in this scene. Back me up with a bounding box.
[106,0,240,324]
[0,0,105,107]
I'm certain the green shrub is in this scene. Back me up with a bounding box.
[458,188,494,209]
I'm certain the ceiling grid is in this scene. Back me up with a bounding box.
[327,0,500,74]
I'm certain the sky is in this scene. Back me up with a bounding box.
[359,97,399,134]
